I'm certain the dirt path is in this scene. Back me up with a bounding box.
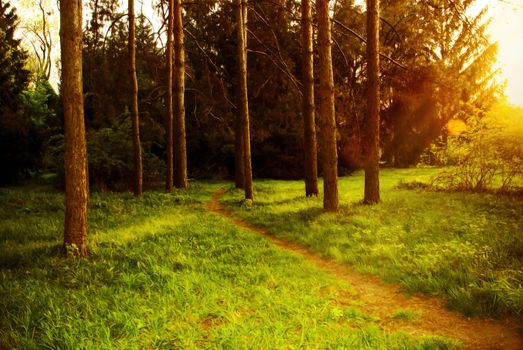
[207,188,523,350]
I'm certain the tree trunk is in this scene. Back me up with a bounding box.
[234,4,247,190]
[60,0,88,256]
[128,0,143,196]
[364,0,380,204]
[236,0,253,200]
[301,0,318,197]
[173,0,188,189]
[316,0,338,211]
[165,0,174,192]
[234,110,245,188]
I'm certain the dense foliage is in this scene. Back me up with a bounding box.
[0,1,31,184]
[4,0,501,188]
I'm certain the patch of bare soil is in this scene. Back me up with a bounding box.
[207,189,523,350]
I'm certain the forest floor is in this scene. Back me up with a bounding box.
[1,168,522,348]
[209,187,523,349]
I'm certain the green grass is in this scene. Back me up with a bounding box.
[390,309,422,322]
[222,168,523,318]
[0,180,459,349]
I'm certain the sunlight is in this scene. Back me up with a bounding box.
[479,0,523,106]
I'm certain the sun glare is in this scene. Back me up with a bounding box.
[484,0,523,106]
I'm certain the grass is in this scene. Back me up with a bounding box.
[0,180,459,348]
[390,309,422,322]
[222,168,523,318]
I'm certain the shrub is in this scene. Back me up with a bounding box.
[45,114,165,191]
[432,104,523,192]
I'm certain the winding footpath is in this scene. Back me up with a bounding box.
[207,188,523,350]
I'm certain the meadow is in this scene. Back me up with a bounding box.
[222,168,523,319]
[0,176,459,349]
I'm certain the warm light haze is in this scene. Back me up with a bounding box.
[483,0,523,106]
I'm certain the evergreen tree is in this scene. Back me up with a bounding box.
[0,1,29,111]
[0,1,33,184]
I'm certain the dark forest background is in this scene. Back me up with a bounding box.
[1,0,500,190]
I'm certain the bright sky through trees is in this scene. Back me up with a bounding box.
[478,0,523,106]
[11,0,523,106]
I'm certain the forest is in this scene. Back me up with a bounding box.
[1,0,522,348]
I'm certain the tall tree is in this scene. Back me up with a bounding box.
[234,2,246,189]
[363,0,380,204]
[316,0,338,211]
[235,0,253,200]
[60,0,88,256]
[173,0,188,188]
[165,0,174,192]
[128,0,143,196]
[301,0,318,197]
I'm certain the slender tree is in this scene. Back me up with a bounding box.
[173,0,188,188]
[235,0,253,200]
[128,0,143,196]
[165,0,174,192]
[234,2,247,189]
[364,0,380,203]
[316,0,338,211]
[60,0,88,256]
[301,0,318,197]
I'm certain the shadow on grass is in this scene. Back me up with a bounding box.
[0,243,62,270]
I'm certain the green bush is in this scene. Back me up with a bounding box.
[45,114,165,191]
[432,103,523,192]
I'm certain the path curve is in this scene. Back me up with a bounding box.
[207,188,523,350]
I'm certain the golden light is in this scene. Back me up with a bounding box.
[481,0,523,106]
[447,119,467,136]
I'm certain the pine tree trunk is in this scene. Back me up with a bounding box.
[316,0,338,211]
[234,5,246,190]
[165,0,174,192]
[301,0,318,197]
[60,0,88,256]
[234,112,245,188]
[364,0,380,204]
[129,0,143,196]
[173,0,188,189]
[236,0,253,200]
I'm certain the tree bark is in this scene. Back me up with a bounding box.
[236,0,253,200]
[173,0,188,189]
[234,4,247,190]
[364,0,380,204]
[234,110,245,188]
[301,0,318,197]
[60,0,88,256]
[165,0,174,192]
[316,0,338,211]
[129,0,143,196]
